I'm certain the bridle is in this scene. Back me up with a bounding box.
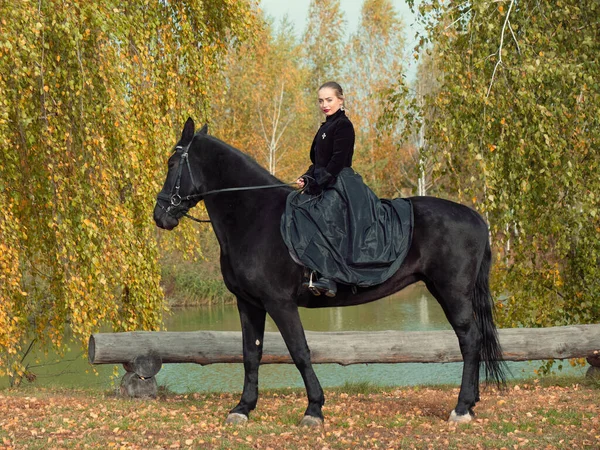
[156,142,296,224]
[156,142,203,221]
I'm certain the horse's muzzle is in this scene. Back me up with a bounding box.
[153,203,179,230]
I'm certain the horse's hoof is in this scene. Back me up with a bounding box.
[225,413,248,425]
[299,415,323,427]
[448,409,473,423]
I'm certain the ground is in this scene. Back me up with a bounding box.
[0,378,598,449]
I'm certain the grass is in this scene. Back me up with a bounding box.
[1,376,599,449]
[330,381,383,395]
[160,255,235,307]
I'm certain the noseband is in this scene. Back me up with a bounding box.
[156,142,205,221]
[169,143,197,208]
[156,143,296,224]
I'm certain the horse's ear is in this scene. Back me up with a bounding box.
[198,124,208,135]
[181,117,195,144]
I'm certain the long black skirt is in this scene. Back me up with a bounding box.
[280,168,413,287]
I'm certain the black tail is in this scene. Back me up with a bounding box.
[474,239,507,387]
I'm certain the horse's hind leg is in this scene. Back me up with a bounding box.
[226,298,266,424]
[266,303,325,426]
[426,281,481,423]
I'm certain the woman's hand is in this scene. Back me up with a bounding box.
[296,177,305,189]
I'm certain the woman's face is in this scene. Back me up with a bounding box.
[318,87,344,116]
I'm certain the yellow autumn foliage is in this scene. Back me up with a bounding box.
[0,0,259,379]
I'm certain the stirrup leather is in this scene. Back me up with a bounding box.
[308,271,321,296]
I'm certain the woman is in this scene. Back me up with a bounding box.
[281,82,412,298]
[296,82,354,297]
[296,81,355,196]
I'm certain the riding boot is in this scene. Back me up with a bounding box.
[309,275,337,298]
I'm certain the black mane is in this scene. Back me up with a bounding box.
[194,133,287,187]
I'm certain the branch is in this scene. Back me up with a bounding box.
[445,8,472,31]
[274,115,293,151]
[274,122,295,164]
[507,19,521,54]
[38,0,48,127]
[542,284,565,300]
[486,0,516,98]
[256,107,270,158]
[27,352,85,370]
[20,339,37,364]
[274,81,285,135]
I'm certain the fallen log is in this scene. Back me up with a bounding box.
[89,324,600,366]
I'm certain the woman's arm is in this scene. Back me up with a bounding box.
[325,119,355,177]
[297,135,318,189]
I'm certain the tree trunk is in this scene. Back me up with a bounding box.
[89,325,600,366]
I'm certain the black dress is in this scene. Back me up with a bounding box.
[280,110,413,287]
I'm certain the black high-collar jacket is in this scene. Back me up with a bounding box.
[302,109,355,194]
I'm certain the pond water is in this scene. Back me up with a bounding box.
[1,283,586,392]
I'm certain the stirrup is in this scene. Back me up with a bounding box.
[308,271,321,296]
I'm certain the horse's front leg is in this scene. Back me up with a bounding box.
[226,298,266,424]
[267,302,325,426]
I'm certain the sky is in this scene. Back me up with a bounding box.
[259,0,418,37]
[259,0,421,79]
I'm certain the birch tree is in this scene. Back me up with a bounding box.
[0,0,259,383]
[215,18,312,180]
[379,49,444,197]
[302,0,347,126]
[258,80,294,175]
[404,0,600,328]
[345,0,406,192]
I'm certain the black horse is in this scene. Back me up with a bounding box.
[154,118,506,426]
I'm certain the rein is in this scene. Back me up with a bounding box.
[180,182,298,203]
[174,182,297,224]
[158,142,296,224]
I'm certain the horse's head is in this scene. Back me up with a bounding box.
[154,117,207,230]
